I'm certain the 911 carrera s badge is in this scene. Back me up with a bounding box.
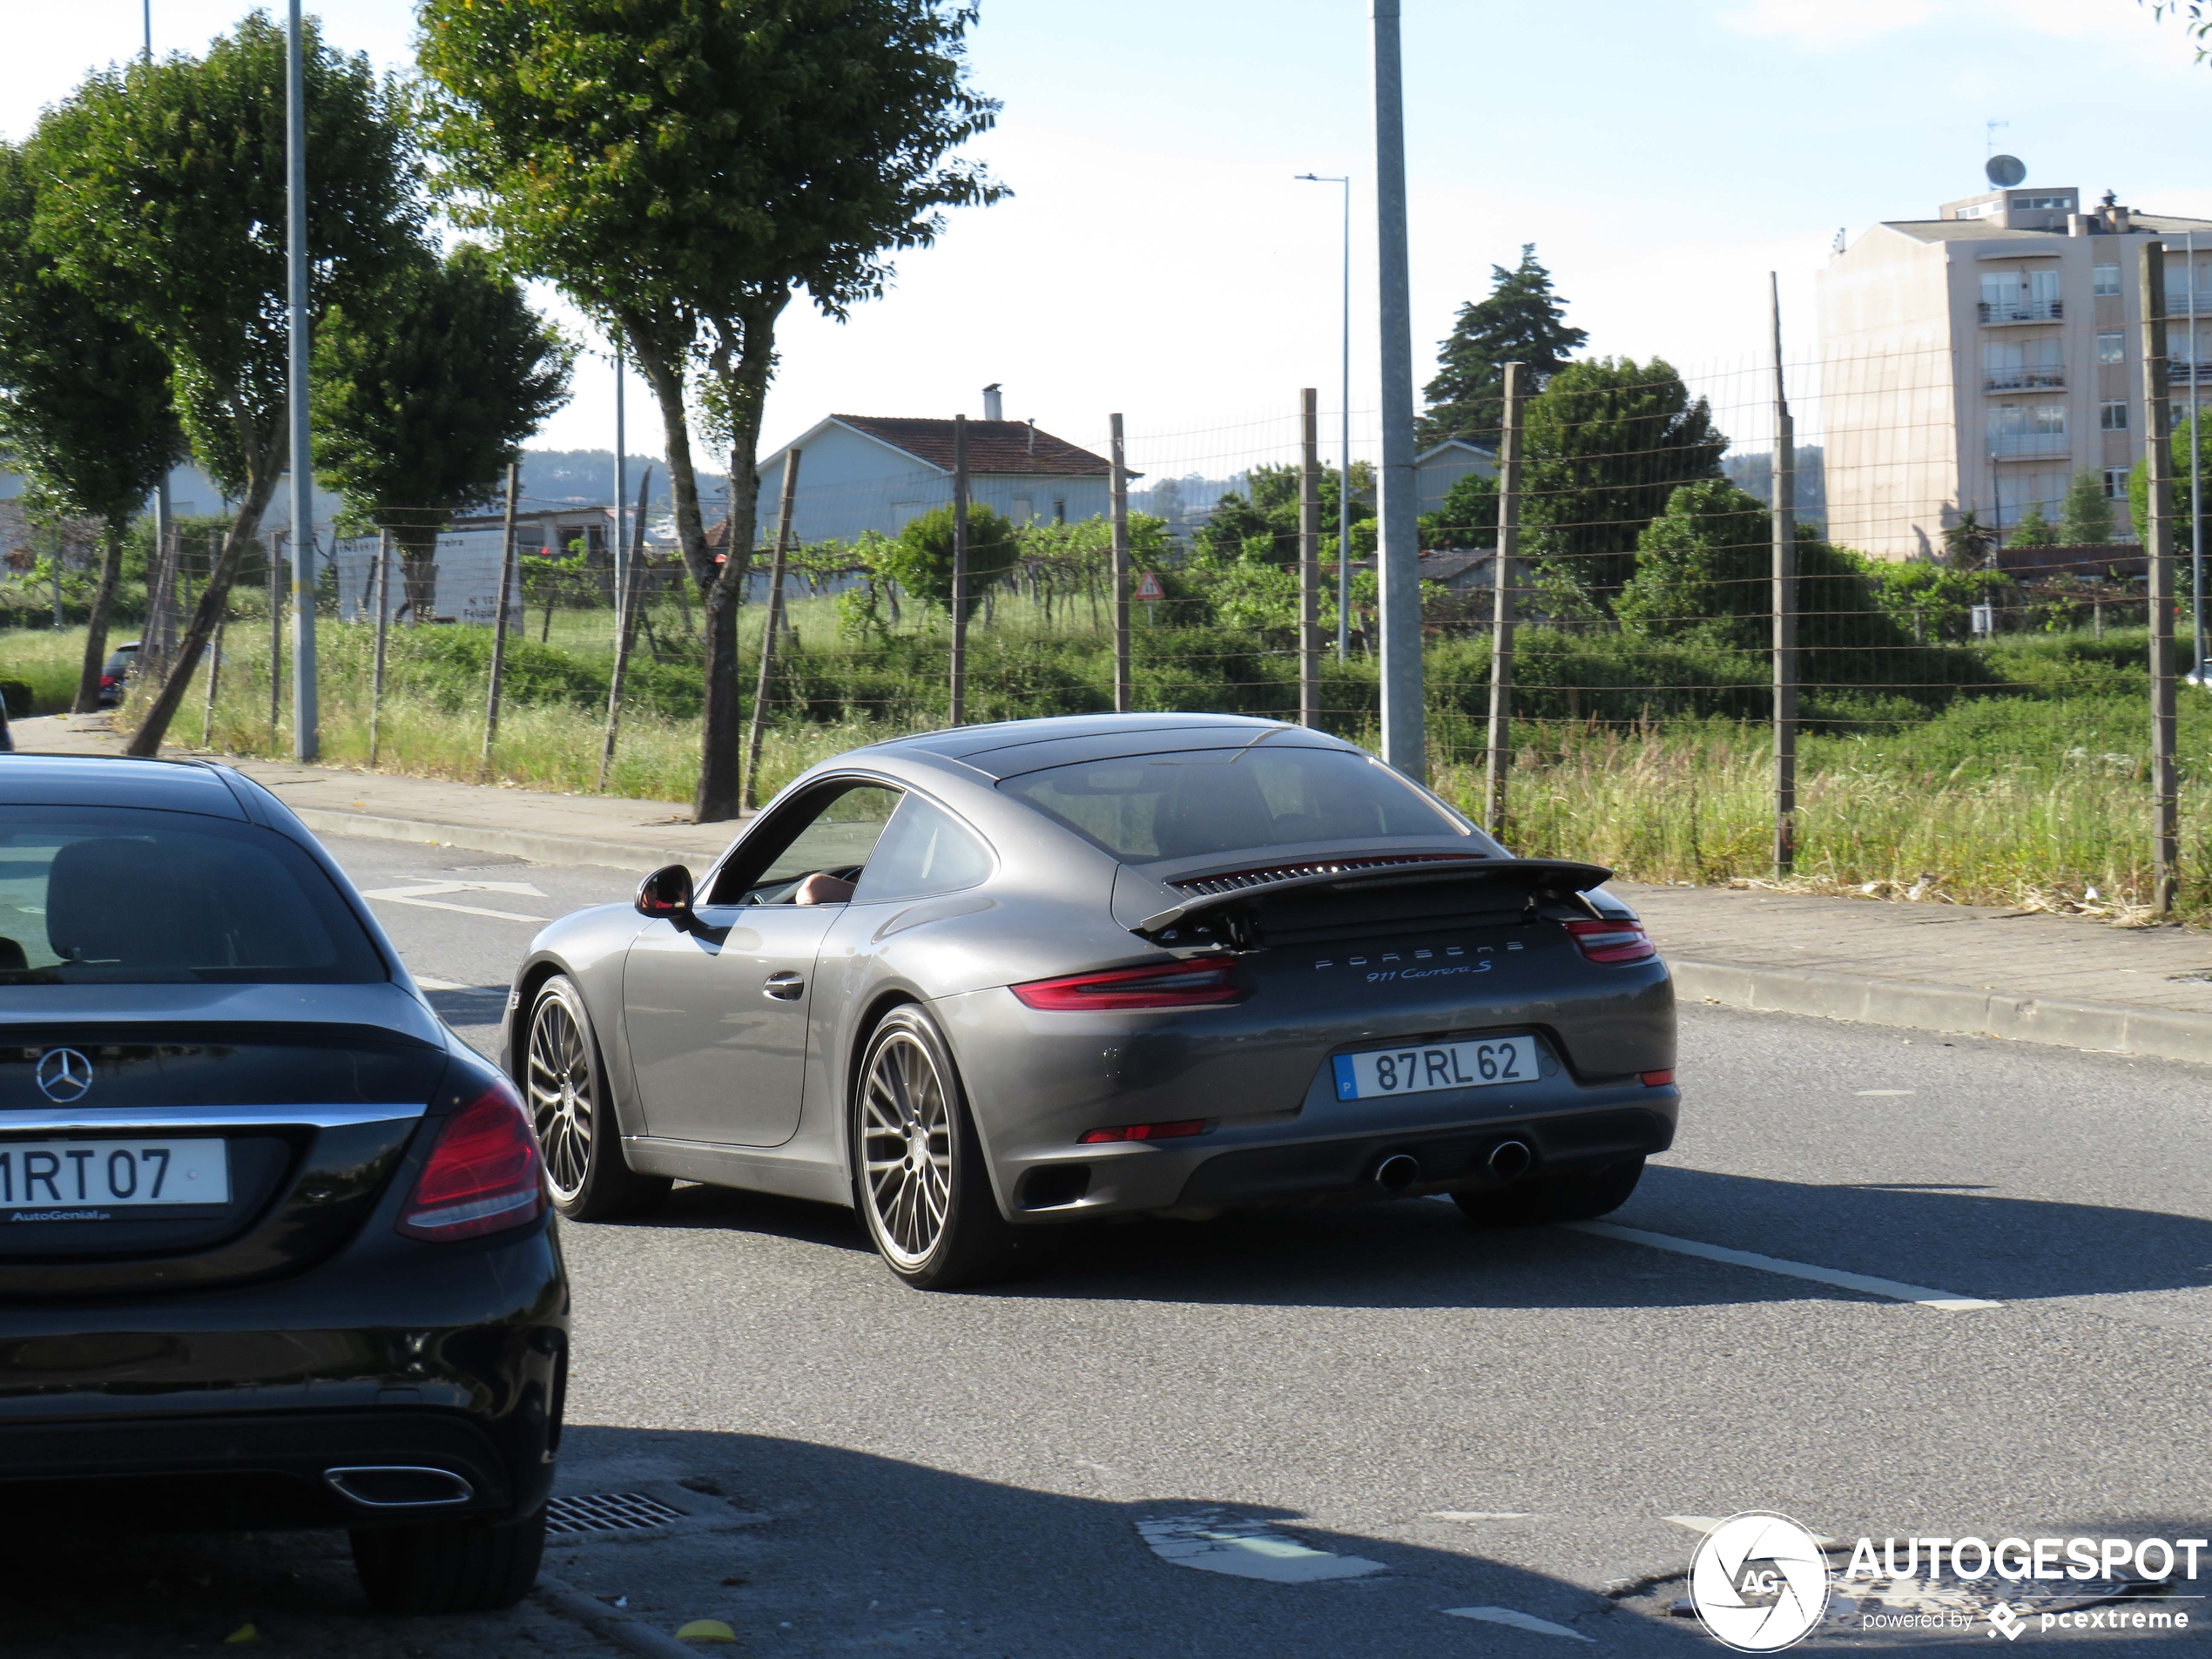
[1311,941,1521,974]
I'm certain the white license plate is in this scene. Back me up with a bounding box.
[0,1138,230,1213]
[1332,1035,1540,1101]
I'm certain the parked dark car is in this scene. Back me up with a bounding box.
[0,756,565,1613]
[97,641,139,708]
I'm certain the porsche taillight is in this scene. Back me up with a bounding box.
[1564,919,1656,964]
[396,1080,545,1241]
[1010,955,1242,1011]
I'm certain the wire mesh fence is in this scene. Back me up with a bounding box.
[8,254,2209,916]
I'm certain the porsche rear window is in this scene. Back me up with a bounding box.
[1000,747,1467,863]
[0,807,385,985]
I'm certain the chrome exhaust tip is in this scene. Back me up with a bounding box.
[1487,1140,1533,1182]
[1373,1152,1421,1191]
[323,1466,475,1509]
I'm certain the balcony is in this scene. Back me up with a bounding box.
[1985,369,2066,392]
[1989,433,2071,458]
[2167,361,2212,384]
[1980,299,2064,323]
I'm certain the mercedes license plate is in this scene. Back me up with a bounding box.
[0,1138,230,1214]
[1332,1035,1540,1101]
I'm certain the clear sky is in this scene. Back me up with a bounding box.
[10,0,2212,477]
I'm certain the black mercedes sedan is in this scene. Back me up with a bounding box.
[0,754,565,1615]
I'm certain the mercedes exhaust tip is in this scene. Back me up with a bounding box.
[1487,1140,1533,1182]
[323,1466,475,1509]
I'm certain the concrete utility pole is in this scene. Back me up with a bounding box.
[2143,243,2181,914]
[1370,0,1422,780]
[1299,388,1322,727]
[285,0,317,759]
[1484,362,1524,840]
[1770,273,1797,878]
[368,531,391,769]
[1296,172,1354,662]
[1109,414,1131,714]
[2189,231,2205,680]
[950,414,970,726]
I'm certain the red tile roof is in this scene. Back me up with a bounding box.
[832,415,1110,476]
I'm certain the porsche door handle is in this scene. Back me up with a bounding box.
[762,972,806,1001]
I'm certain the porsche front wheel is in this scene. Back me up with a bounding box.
[523,974,670,1222]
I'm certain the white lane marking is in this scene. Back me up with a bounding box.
[1428,1512,1536,1521]
[1668,1514,1848,1550]
[1443,1607,1593,1642]
[361,881,552,924]
[1135,1512,1386,1582]
[1567,1221,2002,1312]
[1854,1089,1915,1096]
[413,976,469,991]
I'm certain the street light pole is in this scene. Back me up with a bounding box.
[613,335,628,623]
[285,0,317,759]
[2189,231,2204,680]
[1370,0,1422,782]
[1297,172,1353,663]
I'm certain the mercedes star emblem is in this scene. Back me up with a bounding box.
[34,1048,93,1103]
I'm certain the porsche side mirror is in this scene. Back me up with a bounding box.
[635,864,696,926]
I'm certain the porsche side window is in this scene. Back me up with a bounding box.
[722,784,902,905]
[851,796,994,904]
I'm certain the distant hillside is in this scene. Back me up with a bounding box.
[1723,445,1827,529]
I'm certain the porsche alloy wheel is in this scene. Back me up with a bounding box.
[853,1006,1014,1290]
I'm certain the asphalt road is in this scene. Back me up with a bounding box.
[17,833,2212,1656]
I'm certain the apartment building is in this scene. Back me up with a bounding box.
[1817,185,2212,560]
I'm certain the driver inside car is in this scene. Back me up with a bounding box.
[792,871,856,906]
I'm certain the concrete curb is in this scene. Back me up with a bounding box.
[288,806,728,874]
[536,1575,705,1657]
[1671,957,2212,1068]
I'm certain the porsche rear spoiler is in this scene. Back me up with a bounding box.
[1134,855,1614,937]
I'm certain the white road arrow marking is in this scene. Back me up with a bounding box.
[1135,1512,1385,1582]
[1443,1608,1594,1642]
[360,881,553,924]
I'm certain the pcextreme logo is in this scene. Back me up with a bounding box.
[1689,1513,1831,1653]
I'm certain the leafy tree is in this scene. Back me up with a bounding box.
[2127,414,2212,540]
[1940,509,1998,570]
[2007,500,2060,548]
[312,241,572,624]
[1615,477,1919,657]
[417,0,1005,821]
[1865,560,2008,644]
[29,16,419,754]
[1421,469,1498,550]
[1192,464,1375,565]
[1419,245,1586,447]
[0,141,182,711]
[1521,355,1727,605]
[874,503,1018,619]
[2059,469,2114,545]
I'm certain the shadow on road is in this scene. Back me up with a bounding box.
[0,1429,1694,1657]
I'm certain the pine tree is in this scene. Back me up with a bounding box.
[2007,500,2060,548]
[2058,469,2113,544]
[1419,245,1587,448]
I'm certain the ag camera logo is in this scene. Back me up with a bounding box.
[1689,1512,1832,1652]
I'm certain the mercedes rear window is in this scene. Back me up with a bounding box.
[999,746,1467,863]
[0,807,386,985]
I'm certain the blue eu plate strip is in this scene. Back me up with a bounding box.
[1332,1055,1359,1102]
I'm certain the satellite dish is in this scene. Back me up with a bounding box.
[1986,154,2027,188]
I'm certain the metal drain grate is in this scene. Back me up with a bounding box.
[546,1492,688,1535]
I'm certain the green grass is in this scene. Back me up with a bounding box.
[10,600,2207,919]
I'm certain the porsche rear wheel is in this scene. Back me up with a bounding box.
[853,1005,1015,1291]
[524,974,670,1222]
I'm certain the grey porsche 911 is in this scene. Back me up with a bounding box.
[503,713,1676,1289]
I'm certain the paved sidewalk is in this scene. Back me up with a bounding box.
[9,714,740,869]
[16,712,2212,1065]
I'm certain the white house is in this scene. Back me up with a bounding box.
[754,415,1116,545]
[1415,438,1497,517]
